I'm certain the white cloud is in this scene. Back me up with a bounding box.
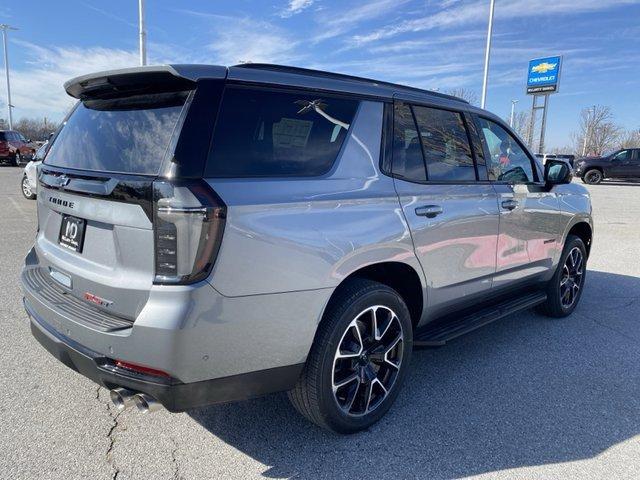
[280,0,315,18]
[312,0,411,43]
[174,10,300,65]
[353,0,640,44]
[6,40,140,121]
[207,18,300,65]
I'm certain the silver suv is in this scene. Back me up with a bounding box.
[21,64,593,433]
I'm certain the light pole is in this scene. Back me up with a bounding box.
[582,105,596,156]
[0,24,17,129]
[138,0,147,66]
[509,99,518,127]
[480,0,495,109]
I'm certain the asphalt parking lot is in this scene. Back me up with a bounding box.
[0,166,638,480]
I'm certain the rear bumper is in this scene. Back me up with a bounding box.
[25,298,304,411]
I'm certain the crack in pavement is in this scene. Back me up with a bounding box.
[96,386,124,480]
[170,437,181,480]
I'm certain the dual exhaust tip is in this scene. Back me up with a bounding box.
[109,388,162,413]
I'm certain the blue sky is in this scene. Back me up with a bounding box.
[1,0,639,148]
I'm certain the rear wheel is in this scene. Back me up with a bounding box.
[582,169,602,184]
[288,278,413,433]
[538,235,587,317]
[21,175,36,199]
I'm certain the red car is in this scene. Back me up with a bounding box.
[0,130,36,166]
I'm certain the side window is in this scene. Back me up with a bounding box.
[465,113,488,181]
[477,118,537,183]
[206,88,359,177]
[392,103,426,182]
[613,150,630,161]
[413,106,476,182]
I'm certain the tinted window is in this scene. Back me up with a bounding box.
[478,118,536,183]
[45,91,189,175]
[613,150,630,161]
[0,132,6,141]
[413,106,475,181]
[392,104,425,182]
[206,88,358,177]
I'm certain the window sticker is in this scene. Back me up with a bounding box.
[272,118,313,148]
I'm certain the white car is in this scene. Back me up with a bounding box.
[21,141,47,200]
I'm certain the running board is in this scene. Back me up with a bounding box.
[414,291,547,347]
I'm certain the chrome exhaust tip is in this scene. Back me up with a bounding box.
[109,388,136,410]
[133,393,162,413]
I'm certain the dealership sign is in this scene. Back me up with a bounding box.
[527,55,562,94]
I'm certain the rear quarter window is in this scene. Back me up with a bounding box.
[205,87,359,177]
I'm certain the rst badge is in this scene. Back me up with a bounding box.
[83,292,113,308]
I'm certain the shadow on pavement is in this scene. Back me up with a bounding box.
[189,270,640,479]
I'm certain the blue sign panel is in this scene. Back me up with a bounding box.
[527,56,562,94]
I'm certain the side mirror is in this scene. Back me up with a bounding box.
[544,159,573,186]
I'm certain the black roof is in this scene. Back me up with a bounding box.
[64,63,470,106]
[233,63,468,104]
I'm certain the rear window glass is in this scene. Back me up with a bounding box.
[44,91,189,175]
[205,88,359,177]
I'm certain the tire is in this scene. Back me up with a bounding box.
[13,152,21,167]
[21,175,36,200]
[538,235,587,318]
[288,278,413,433]
[582,169,603,185]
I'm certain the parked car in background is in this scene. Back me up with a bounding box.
[21,64,593,433]
[574,148,640,184]
[555,154,576,166]
[0,130,36,166]
[536,153,576,167]
[21,141,48,199]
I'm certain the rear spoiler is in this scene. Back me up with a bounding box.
[64,64,228,100]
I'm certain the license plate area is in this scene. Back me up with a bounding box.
[59,215,86,253]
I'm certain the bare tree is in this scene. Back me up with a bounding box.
[11,118,59,141]
[618,128,640,149]
[510,111,533,140]
[446,88,478,106]
[573,105,622,156]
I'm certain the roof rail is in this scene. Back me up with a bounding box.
[233,63,468,104]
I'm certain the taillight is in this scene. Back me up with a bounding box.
[152,179,226,285]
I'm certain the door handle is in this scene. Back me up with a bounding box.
[415,205,443,218]
[501,199,519,211]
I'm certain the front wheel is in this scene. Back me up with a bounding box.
[21,175,36,199]
[582,169,603,184]
[538,235,587,317]
[288,278,413,433]
[13,152,21,166]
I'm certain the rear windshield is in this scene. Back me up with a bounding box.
[205,87,359,177]
[45,91,189,175]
